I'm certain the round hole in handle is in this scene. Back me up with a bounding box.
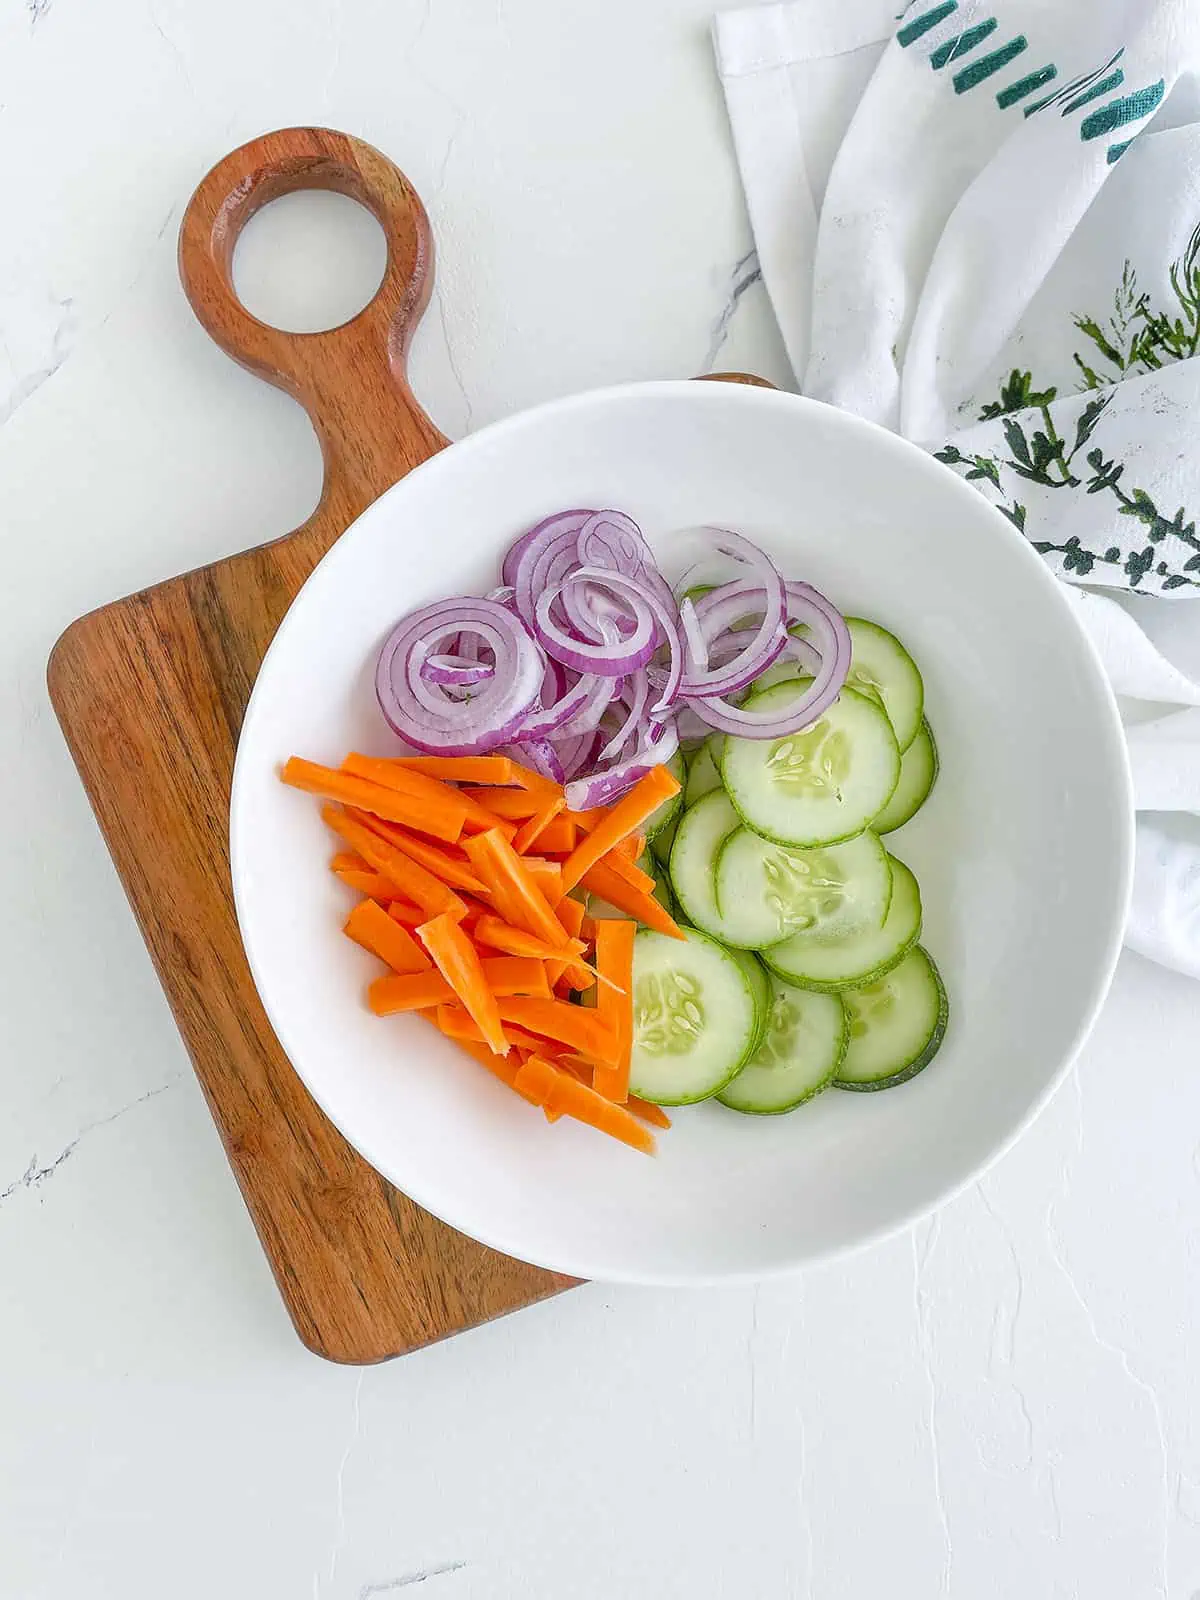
[233,190,388,335]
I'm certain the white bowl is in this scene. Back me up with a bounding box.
[231,381,1132,1284]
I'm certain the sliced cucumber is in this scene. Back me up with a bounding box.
[644,750,686,842]
[845,618,924,752]
[668,791,741,938]
[713,828,892,950]
[765,856,921,990]
[639,850,677,917]
[872,719,938,834]
[834,945,948,1092]
[721,681,900,848]
[683,735,724,808]
[730,948,772,1058]
[629,927,761,1104]
[719,978,846,1114]
[651,811,680,867]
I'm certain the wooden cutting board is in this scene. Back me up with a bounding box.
[48,126,766,1364]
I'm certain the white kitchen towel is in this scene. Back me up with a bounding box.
[715,0,1200,977]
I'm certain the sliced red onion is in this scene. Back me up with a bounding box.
[680,571,788,699]
[510,510,595,626]
[534,571,658,676]
[421,653,496,687]
[577,510,653,574]
[597,671,652,763]
[520,670,618,738]
[377,597,543,754]
[564,719,680,811]
[683,581,849,738]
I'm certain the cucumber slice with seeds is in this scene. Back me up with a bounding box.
[719,978,847,1114]
[721,681,900,848]
[629,927,761,1105]
[765,856,921,990]
[713,828,892,950]
[730,948,772,1058]
[872,719,938,835]
[834,945,948,1092]
[845,618,924,752]
[668,791,742,939]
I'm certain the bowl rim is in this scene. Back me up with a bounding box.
[230,377,1135,1285]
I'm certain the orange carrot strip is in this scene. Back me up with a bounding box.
[461,828,570,948]
[613,833,645,863]
[417,913,509,1055]
[602,850,657,895]
[331,851,368,872]
[496,996,621,1065]
[556,895,586,940]
[472,914,577,961]
[386,899,426,927]
[559,765,681,892]
[513,795,567,855]
[521,857,564,904]
[340,752,503,835]
[461,787,544,820]
[628,1096,671,1129]
[282,757,467,843]
[349,810,490,896]
[526,815,577,856]
[592,919,635,1103]
[474,955,552,998]
[581,859,685,940]
[368,970,458,1014]
[324,807,467,921]
[344,899,432,974]
[435,1007,559,1056]
[445,1033,522,1091]
[513,1056,656,1154]
[565,807,605,832]
[335,867,407,901]
[395,755,524,786]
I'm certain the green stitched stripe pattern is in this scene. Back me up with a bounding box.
[1062,69,1124,114]
[930,19,996,69]
[1107,139,1134,163]
[1080,79,1165,140]
[897,0,957,47]
[953,35,1027,93]
[996,64,1056,108]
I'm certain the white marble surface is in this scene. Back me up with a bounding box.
[3,1,1200,1594]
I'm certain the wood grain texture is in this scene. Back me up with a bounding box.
[48,125,772,1364]
[47,129,579,1365]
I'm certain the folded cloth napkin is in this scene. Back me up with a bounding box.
[714,0,1200,978]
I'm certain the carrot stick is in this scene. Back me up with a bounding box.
[344,899,432,974]
[340,752,505,835]
[334,867,408,900]
[556,895,586,940]
[601,850,657,896]
[386,900,426,926]
[417,913,509,1055]
[544,893,589,989]
[324,807,467,921]
[435,1007,558,1054]
[613,832,645,863]
[559,765,681,892]
[513,795,567,855]
[471,956,552,998]
[368,970,460,1014]
[581,859,685,939]
[282,757,467,843]
[445,1033,522,1090]
[393,755,524,786]
[521,857,564,904]
[472,914,579,961]
[592,919,635,1102]
[565,807,605,833]
[461,788,544,819]
[349,810,490,895]
[513,1056,656,1154]
[461,828,570,948]
[627,1096,671,1129]
[525,815,577,856]
[496,996,620,1065]
[331,851,368,872]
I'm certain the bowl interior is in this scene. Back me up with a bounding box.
[231,381,1131,1283]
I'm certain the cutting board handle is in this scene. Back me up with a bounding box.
[178,126,447,524]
